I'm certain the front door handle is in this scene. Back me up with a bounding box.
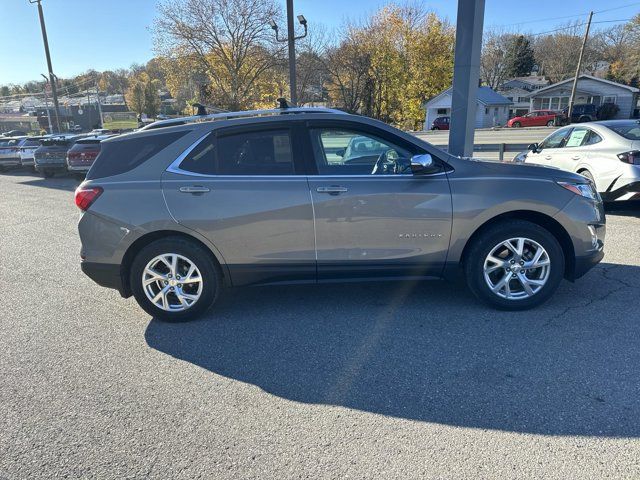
[571,156,581,160]
[545,156,552,161]
[179,185,210,194]
[316,186,348,195]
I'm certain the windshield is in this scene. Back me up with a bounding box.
[604,123,640,140]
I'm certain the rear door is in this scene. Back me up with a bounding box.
[305,121,452,280]
[162,123,316,286]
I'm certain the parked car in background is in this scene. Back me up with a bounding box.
[0,137,27,170]
[19,136,47,169]
[507,110,559,128]
[76,106,605,321]
[34,135,85,178]
[430,116,450,130]
[0,130,28,138]
[561,104,598,123]
[67,135,113,176]
[516,120,640,201]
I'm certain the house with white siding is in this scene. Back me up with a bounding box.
[528,75,639,118]
[422,86,512,130]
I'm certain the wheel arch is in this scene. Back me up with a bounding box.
[459,210,575,279]
[119,230,228,297]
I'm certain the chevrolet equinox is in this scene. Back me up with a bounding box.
[76,107,605,321]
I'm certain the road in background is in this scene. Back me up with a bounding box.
[413,126,558,161]
[1,171,639,479]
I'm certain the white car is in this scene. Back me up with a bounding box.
[516,120,640,201]
[19,137,46,168]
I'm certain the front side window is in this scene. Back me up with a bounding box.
[310,129,413,175]
[540,128,570,149]
[179,129,295,176]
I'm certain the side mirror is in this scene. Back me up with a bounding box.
[527,143,539,153]
[335,148,345,157]
[410,154,435,174]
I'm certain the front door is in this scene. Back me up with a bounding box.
[305,124,453,280]
[162,124,316,286]
[527,127,571,167]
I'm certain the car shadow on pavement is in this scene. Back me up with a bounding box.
[605,200,640,218]
[145,262,640,437]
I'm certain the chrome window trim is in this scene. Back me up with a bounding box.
[167,131,450,179]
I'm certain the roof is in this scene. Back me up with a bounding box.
[424,86,512,107]
[533,74,640,96]
[510,76,549,87]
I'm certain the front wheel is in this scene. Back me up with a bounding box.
[130,237,221,321]
[464,220,565,310]
[512,121,521,128]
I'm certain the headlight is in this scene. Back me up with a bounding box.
[557,181,599,201]
[512,152,527,163]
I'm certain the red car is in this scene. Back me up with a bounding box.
[507,110,558,128]
[430,116,450,130]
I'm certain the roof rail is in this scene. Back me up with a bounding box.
[140,106,346,131]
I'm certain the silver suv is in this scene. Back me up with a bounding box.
[76,107,605,321]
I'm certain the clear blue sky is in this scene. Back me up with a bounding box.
[1,0,639,85]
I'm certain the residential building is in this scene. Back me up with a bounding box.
[423,86,512,130]
[529,75,640,118]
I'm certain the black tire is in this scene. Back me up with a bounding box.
[431,126,439,130]
[579,116,590,123]
[464,220,565,310]
[546,120,555,127]
[512,121,521,128]
[579,169,595,185]
[42,169,54,178]
[130,236,221,322]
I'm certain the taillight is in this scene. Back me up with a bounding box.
[67,151,81,160]
[74,186,103,211]
[617,151,640,165]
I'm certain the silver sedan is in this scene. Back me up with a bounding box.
[516,120,640,201]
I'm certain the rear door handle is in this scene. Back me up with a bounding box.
[571,156,581,160]
[545,156,552,161]
[316,186,348,195]
[179,185,210,194]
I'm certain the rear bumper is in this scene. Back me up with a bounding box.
[20,158,35,166]
[67,164,91,172]
[81,261,127,296]
[0,157,21,166]
[35,162,67,172]
[605,180,640,201]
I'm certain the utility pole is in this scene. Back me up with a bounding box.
[40,74,53,134]
[95,81,103,127]
[568,11,593,122]
[30,0,61,133]
[269,2,307,105]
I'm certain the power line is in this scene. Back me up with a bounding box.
[528,18,634,37]
[493,1,640,28]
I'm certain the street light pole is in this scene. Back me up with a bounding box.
[30,0,61,133]
[270,2,307,105]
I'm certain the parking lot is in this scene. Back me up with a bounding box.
[1,170,640,478]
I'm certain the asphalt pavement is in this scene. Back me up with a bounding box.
[1,170,640,479]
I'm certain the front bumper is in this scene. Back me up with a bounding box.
[573,249,605,280]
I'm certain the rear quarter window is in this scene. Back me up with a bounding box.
[87,131,188,179]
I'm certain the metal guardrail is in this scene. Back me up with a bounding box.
[433,143,531,162]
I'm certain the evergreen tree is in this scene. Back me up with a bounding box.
[504,35,536,78]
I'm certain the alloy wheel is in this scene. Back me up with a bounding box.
[483,237,550,300]
[142,253,203,311]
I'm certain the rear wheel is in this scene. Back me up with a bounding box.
[431,126,439,130]
[464,220,565,310]
[546,120,555,127]
[512,121,521,128]
[42,169,54,178]
[130,237,221,322]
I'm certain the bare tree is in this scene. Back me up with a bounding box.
[480,29,510,88]
[153,0,282,110]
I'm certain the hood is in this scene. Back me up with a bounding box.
[460,156,588,183]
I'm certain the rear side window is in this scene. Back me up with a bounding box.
[605,124,640,140]
[178,129,295,176]
[87,131,187,179]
